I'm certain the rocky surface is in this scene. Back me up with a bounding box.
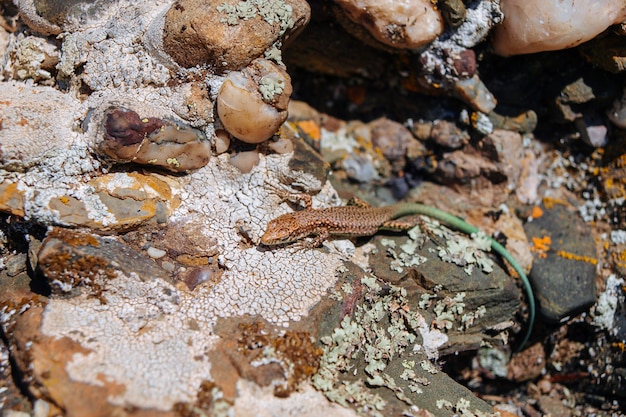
[2,0,626,416]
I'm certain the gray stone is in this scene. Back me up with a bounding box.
[524,203,597,322]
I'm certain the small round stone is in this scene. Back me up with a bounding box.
[147,247,167,259]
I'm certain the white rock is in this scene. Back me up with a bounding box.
[492,0,626,56]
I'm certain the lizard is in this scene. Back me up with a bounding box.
[260,195,535,351]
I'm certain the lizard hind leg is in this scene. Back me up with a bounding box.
[346,196,371,208]
[264,181,313,209]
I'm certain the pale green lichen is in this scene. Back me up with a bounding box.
[259,76,285,102]
[217,0,294,64]
[381,237,428,273]
[312,275,446,415]
[423,291,486,332]
[435,231,494,275]
[436,397,498,417]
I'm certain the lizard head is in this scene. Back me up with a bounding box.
[260,213,308,246]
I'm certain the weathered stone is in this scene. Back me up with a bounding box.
[283,18,388,79]
[453,75,497,114]
[369,118,413,169]
[0,82,80,172]
[0,182,25,217]
[37,228,174,295]
[333,0,443,50]
[100,107,211,172]
[432,129,523,203]
[162,0,310,71]
[368,234,521,353]
[2,305,177,417]
[580,33,626,74]
[429,120,470,150]
[311,263,498,415]
[524,201,597,322]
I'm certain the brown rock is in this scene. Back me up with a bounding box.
[162,0,310,71]
[507,343,545,381]
[37,228,174,295]
[100,107,211,172]
[0,181,25,216]
[4,305,176,417]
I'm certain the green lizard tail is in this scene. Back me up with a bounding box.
[392,203,535,351]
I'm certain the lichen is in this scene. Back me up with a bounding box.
[218,0,294,33]
[313,275,448,415]
[259,75,285,102]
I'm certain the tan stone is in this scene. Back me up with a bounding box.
[0,181,25,216]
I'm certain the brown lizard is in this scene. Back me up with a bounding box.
[260,195,535,350]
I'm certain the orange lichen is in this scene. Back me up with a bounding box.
[556,250,598,265]
[613,248,626,269]
[612,341,626,352]
[48,228,100,247]
[237,321,322,398]
[531,205,544,219]
[531,235,551,258]
[293,120,321,141]
[0,181,25,216]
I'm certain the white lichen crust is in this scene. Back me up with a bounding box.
[37,154,344,410]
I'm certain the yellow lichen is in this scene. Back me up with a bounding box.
[542,197,567,209]
[556,250,598,265]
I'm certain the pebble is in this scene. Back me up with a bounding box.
[100,107,211,172]
[333,0,443,50]
[147,247,167,259]
[5,253,27,277]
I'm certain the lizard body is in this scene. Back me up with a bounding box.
[261,201,535,350]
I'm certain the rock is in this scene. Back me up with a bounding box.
[369,118,414,172]
[368,232,521,353]
[453,75,497,114]
[492,0,626,56]
[0,182,25,217]
[41,172,180,230]
[433,129,523,200]
[37,228,174,295]
[16,0,116,34]
[0,81,81,172]
[537,395,572,417]
[607,86,626,129]
[217,58,292,144]
[100,107,211,172]
[332,0,443,50]
[311,265,499,415]
[488,110,538,134]
[283,17,388,79]
[429,120,470,149]
[507,343,545,381]
[8,35,59,83]
[524,201,597,322]
[162,0,310,71]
